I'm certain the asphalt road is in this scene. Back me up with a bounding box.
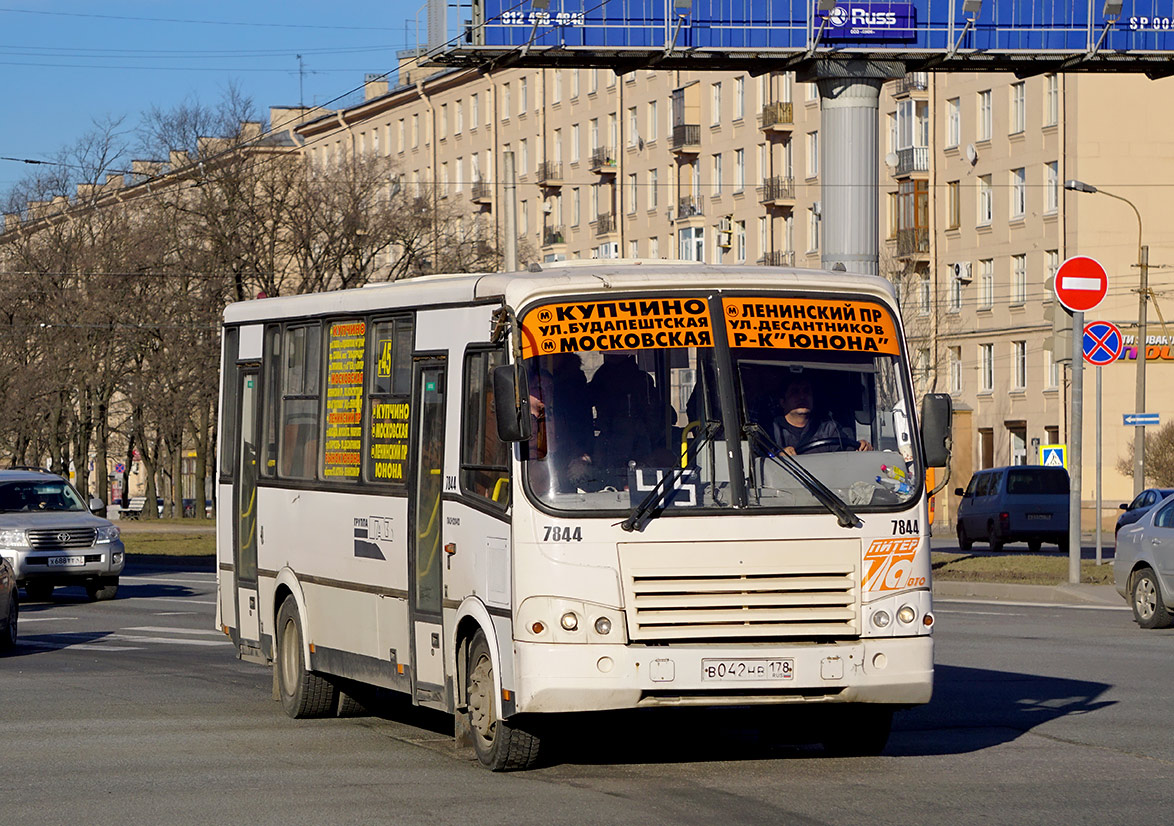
[1,559,1171,826]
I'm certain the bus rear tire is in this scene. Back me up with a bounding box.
[276,596,337,718]
[466,630,543,771]
[820,706,893,757]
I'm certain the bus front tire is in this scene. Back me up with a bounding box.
[466,630,543,771]
[276,596,337,718]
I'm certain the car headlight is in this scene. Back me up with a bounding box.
[95,525,120,543]
[0,528,29,549]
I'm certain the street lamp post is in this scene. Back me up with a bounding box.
[1064,179,1149,498]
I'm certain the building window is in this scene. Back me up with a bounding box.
[455,100,464,134]
[627,106,638,147]
[980,343,994,391]
[949,273,963,312]
[978,174,993,226]
[1046,249,1060,282]
[470,94,479,129]
[978,89,992,141]
[552,69,562,104]
[649,236,659,258]
[519,139,528,176]
[734,76,745,120]
[439,104,448,140]
[411,113,419,148]
[1011,167,1026,219]
[712,153,723,196]
[502,83,510,120]
[808,208,820,251]
[571,69,580,98]
[647,100,658,142]
[397,119,405,153]
[519,199,528,235]
[711,82,722,125]
[648,168,659,210]
[734,148,745,192]
[1012,254,1027,304]
[627,173,637,214]
[1046,349,1060,389]
[629,239,639,258]
[806,130,819,178]
[1010,82,1026,134]
[735,220,746,261]
[946,97,960,148]
[979,259,994,309]
[570,123,580,163]
[918,273,931,316]
[1013,340,1027,389]
[1045,161,1059,213]
[949,346,963,394]
[897,99,929,150]
[947,180,961,229]
[571,187,580,226]
[1045,74,1059,126]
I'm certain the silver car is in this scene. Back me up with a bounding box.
[1114,492,1174,629]
[0,469,125,602]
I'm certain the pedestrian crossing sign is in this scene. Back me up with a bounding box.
[1039,444,1067,468]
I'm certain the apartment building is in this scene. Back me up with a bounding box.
[296,59,1174,528]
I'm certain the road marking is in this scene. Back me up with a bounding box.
[935,598,1129,612]
[124,626,224,636]
[120,597,214,605]
[17,616,80,623]
[936,609,1028,616]
[154,611,199,616]
[21,641,142,652]
[109,634,228,647]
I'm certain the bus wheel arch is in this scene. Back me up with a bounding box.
[453,600,502,718]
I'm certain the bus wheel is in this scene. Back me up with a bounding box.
[821,706,893,757]
[466,630,543,771]
[276,596,337,718]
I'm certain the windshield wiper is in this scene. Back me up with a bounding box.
[620,421,719,533]
[743,423,862,529]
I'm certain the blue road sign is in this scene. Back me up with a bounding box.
[1040,444,1067,469]
[1124,413,1160,426]
[456,0,1174,68]
[1083,320,1123,367]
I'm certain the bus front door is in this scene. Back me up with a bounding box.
[233,367,262,648]
[409,360,447,708]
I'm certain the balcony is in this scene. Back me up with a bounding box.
[759,102,794,131]
[670,123,701,154]
[762,250,796,267]
[895,146,929,177]
[896,227,929,257]
[594,212,617,236]
[470,178,491,204]
[537,160,563,187]
[676,195,705,221]
[543,225,566,247]
[589,147,616,174]
[757,175,796,206]
[894,72,929,97]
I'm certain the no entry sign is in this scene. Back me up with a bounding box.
[1055,256,1108,313]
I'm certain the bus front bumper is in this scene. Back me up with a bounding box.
[513,636,933,714]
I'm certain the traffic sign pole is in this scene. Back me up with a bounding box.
[1069,309,1084,585]
[1096,364,1102,566]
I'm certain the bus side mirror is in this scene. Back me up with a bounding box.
[920,393,952,468]
[493,364,533,443]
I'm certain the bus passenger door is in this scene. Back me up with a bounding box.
[409,359,447,707]
[233,367,262,648]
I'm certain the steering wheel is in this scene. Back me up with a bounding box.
[796,437,843,454]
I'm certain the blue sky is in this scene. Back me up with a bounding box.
[0,1,432,190]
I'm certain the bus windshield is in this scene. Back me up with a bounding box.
[519,292,921,516]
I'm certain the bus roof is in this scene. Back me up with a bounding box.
[221,261,898,325]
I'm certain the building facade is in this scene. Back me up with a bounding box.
[295,61,1173,530]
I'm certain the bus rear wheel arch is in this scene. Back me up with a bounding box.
[275,595,338,718]
[465,629,543,771]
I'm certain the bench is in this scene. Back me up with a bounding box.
[118,496,148,520]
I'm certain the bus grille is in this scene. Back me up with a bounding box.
[27,528,98,550]
[618,540,860,641]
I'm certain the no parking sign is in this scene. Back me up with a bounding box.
[1082,320,1123,367]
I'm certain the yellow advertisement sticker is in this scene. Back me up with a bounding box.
[723,297,900,355]
[521,297,712,359]
[863,537,925,592]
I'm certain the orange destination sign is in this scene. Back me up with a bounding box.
[521,297,713,358]
[723,297,900,355]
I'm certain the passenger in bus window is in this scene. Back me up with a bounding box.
[528,353,596,493]
[772,377,872,455]
[587,353,666,487]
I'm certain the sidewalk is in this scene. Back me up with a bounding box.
[933,579,1125,608]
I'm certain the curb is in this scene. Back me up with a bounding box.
[933,579,1125,607]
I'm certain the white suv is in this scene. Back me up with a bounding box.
[0,469,125,601]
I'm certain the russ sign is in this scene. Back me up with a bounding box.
[824,2,917,41]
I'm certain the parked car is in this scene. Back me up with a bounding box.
[0,555,16,651]
[1115,487,1174,536]
[1113,492,1174,628]
[955,465,1070,552]
[0,468,125,601]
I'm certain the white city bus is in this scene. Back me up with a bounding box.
[215,261,951,770]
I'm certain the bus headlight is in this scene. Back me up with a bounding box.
[897,605,917,625]
[871,610,892,629]
[516,597,627,644]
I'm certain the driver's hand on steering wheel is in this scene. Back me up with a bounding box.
[857,440,873,452]
[782,445,798,456]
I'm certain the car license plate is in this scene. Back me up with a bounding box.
[1026,513,1051,521]
[47,556,85,567]
[701,658,794,682]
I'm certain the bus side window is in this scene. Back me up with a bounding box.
[260,325,281,478]
[279,324,322,479]
[462,349,510,508]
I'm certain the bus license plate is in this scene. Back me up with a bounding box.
[1027,513,1051,520]
[701,658,794,682]
[47,556,85,567]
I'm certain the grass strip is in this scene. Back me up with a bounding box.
[123,532,215,557]
[932,552,1115,586]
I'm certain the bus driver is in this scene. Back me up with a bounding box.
[772,377,873,455]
